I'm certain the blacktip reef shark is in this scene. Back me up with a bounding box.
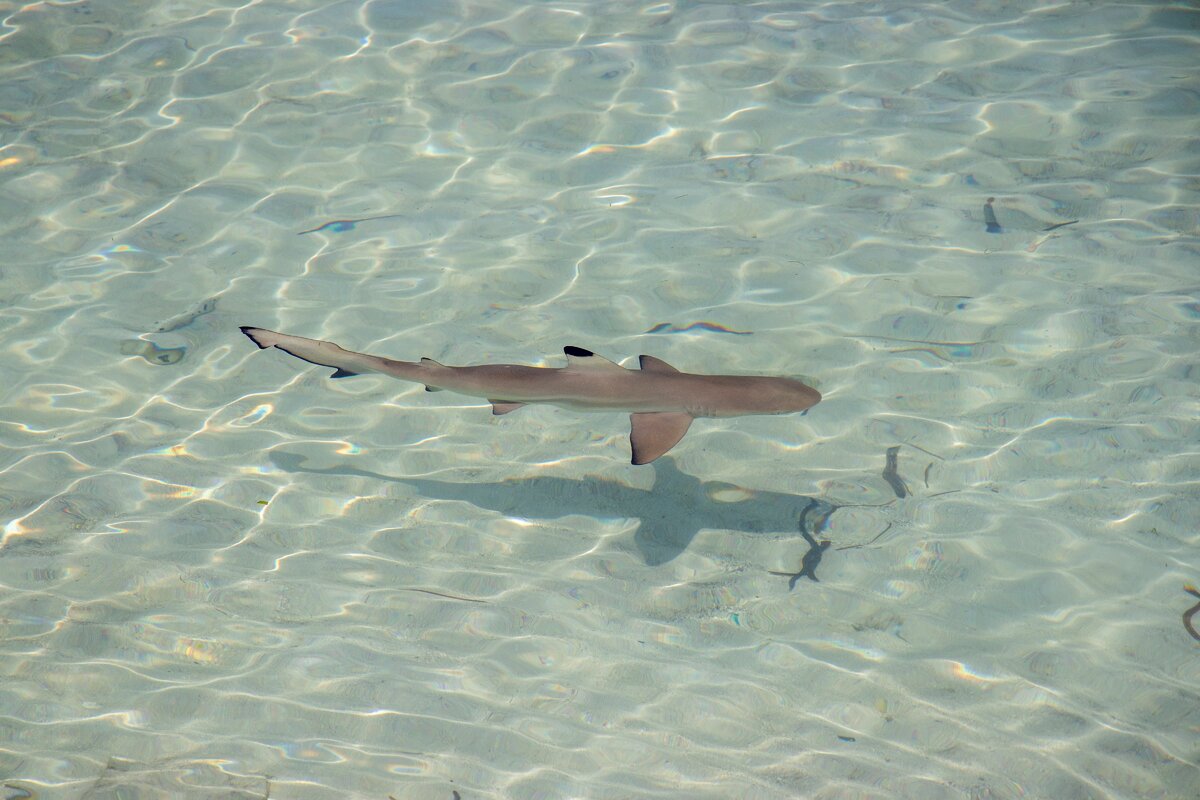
[239,327,821,464]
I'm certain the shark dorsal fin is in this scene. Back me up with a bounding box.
[629,411,693,464]
[564,346,624,371]
[639,354,678,373]
[420,357,443,366]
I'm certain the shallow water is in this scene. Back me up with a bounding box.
[1,1,1198,798]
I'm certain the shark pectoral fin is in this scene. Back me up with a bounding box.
[629,412,693,465]
[638,354,679,373]
[330,368,359,378]
[490,401,525,415]
[564,346,625,371]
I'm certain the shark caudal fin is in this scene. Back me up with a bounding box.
[239,326,363,378]
[239,326,282,350]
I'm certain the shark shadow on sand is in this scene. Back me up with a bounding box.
[268,452,835,566]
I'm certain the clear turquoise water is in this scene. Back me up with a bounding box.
[1,1,1198,798]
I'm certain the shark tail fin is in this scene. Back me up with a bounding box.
[240,326,371,379]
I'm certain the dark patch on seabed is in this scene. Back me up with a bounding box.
[154,297,217,332]
[119,338,185,365]
[1183,586,1200,643]
[120,296,219,366]
[768,444,951,590]
[769,498,834,588]
[983,196,1003,233]
[882,445,909,498]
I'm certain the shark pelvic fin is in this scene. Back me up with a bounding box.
[564,346,624,371]
[420,357,444,390]
[490,400,525,415]
[629,411,694,465]
[638,354,679,373]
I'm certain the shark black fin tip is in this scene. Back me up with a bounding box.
[240,326,270,348]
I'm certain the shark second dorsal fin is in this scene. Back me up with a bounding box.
[639,354,678,373]
[564,346,624,371]
[629,411,694,464]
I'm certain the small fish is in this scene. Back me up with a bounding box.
[297,213,405,235]
[983,197,1002,234]
[240,327,821,464]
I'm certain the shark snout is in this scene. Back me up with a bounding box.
[762,379,822,413]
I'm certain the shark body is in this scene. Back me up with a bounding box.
[240,326,821,464]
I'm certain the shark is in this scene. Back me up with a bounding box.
[239,326,821,464]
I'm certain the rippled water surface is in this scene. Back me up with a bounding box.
[1,1,1198,798]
